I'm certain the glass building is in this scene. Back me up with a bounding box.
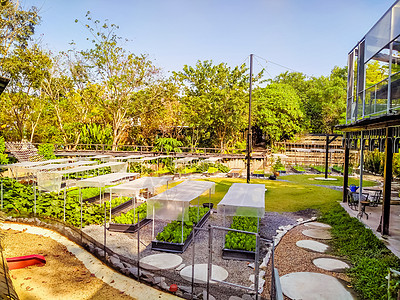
[347,1,400,123]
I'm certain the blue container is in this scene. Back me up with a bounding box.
[350,184,359,192]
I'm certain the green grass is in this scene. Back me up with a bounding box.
[282,174,377,187]
[190,177,342,212]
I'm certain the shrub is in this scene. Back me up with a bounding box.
[37,143,56,160]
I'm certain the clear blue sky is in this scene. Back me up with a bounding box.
[23,0,396,79]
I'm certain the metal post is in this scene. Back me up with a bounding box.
[104,198,107,259]
[191,223,195,300]
[80,188,83,231]
[343,134,350,203]
[63,187,66,222]
[137,211,140,282]
[152,206,155,240]
[382,127,393,235]
[109,191,112,223]
[34,182,36,215]
[247,54,253,184]
[358,133,365,216]
[206,225,213,300]
[254,234,260,300]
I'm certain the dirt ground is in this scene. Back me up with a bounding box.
[2,228,136,300]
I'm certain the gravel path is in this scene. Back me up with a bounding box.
[261,224,356,299]
[82,208,314,299]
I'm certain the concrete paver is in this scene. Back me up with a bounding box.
[313,258,350,271]
[280,272,354,300]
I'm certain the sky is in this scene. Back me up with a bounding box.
[22,0,396,79]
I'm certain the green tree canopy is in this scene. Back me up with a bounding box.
[254,83,304,143]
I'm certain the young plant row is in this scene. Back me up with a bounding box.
[224,216,258,252]
[156,206,209,243]
[113,202,147,224]
[1,177,107,227]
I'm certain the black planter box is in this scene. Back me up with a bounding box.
[251,173,265,178]
[151,209,210,253]
[111,199,133,215]
[222,246,256,261]
[108,218,152,233]
[291,167,305,174]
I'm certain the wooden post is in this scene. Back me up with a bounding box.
[343,134,350,203]
[382,127,393,236]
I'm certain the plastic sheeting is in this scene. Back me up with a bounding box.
[76,172,139,188]
[106,176,173,197]
[147,180,215,221]
[37,172,62,193]
[217,183,265,218]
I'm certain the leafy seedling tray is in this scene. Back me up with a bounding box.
[108,218,152,233]
[151,209,210,253]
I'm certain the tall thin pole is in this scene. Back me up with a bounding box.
[247,54,253,184]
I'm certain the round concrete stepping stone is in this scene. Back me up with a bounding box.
[296,240,329,253]
[139,253,182,270]
[180,264,228,284]
[280,272,353,300]
[313,258,350,271]
[304,222,332,229]
[302,229,332,240]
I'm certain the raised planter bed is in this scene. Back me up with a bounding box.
[222,243,255,261]
[108,218,152,233]
[151,209,210,253]
[110,199,133,215]
[291,167,305,174]
[251,173,265,178]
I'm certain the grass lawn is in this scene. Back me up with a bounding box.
[281,174,377,187]
[156,175,378,213]
[190,177,348,212]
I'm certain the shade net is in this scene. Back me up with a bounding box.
[147,180,215,221]
[217,183,265,218]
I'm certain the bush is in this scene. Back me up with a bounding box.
[364,149,384,175]
[0,136,8,165]
[37,143,56,160]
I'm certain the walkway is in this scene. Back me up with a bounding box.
[340,203,400,258]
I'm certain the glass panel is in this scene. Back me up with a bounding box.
[391,3,400,41]
[375,78,389,113]
[357,92,363,119]
[390,71,400,110]
[365,9,392,62]
[364,86,374,116]
[391,37,400,74]
[365,47,390,89]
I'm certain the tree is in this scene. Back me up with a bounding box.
[0,43,51,141]
[78,14,159,148]
[0,0,40,70]
[174,60,251,151]
[254,83,304,144]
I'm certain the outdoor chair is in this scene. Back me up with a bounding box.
[347,188,370,219]
[368,190,382,207]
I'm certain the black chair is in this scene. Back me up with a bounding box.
[347,188,370,219]
[368,190,382,207]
